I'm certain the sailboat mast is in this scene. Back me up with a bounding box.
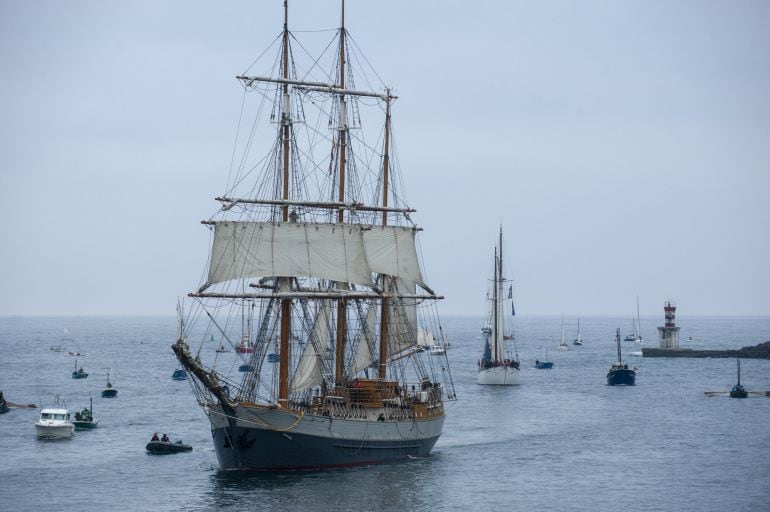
[493,246,498,362]
[334,0,348,387]
[278,0,292,406]
[616,328,622,363]
[636,295,641,339]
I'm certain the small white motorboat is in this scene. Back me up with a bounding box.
[35,400,74,439]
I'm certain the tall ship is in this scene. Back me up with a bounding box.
[477,227,520,385]
[172,0,456,470]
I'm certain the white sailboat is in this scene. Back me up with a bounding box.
[624,296,644,343]
[572,318,583,346]
[558,315,569,351]
[172,0,456,470]
[477,226,520,385]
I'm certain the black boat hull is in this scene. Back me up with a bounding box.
[607,368,636,386]
[146,441,192,454]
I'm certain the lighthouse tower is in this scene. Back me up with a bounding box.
[656,301,680,350]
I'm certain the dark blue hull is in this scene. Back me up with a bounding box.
[211,425,439,471]
[101,389,118,398]
[171,369,187,380]
[535,361,553,369]
[607,368,636,386]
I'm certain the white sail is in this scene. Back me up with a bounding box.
[363,226,425,287]
[388,278,418,354]
[290,301,332,392]
[417,327,435,348]
[206,222,375,289]
[351,305,378,374]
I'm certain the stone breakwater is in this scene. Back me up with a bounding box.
[642,341,770,359]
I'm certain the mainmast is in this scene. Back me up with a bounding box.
[378,91,392,378]
[278,0,292,406]
[334,0,348,387]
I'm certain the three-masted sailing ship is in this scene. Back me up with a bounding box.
[172,1,456,470]
[477,227,520,385]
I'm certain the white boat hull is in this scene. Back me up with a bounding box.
[477,366,520,385]
[35,423,74,439]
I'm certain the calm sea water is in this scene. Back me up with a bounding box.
[1,315,769,511]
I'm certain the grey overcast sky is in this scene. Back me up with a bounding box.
[1,1,768,317]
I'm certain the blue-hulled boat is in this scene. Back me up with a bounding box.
[171,368,188,380]
[535,347,553,369]
[267,353,279,363]
[101,370,118,398]
[71,360,88,379]
[238,364,254,372]
[729,358,747,398]
[607,328,636,386]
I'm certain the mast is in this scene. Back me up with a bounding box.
[378,91,392,379]
[616,328,622,364]
[334,0,348,387]
[278,0,292,406]
[493,247,498,362]
[636,295,642,340]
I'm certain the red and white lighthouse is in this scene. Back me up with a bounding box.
[657,301,680,350]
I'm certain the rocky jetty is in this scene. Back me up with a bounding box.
[642,341,770,359]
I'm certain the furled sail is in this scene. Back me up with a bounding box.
[495,278,506,361]
[351,304,377,374]
[290,301,332,392]
[205,222,375,289]
[363,226,425,287]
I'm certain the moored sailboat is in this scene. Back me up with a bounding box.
[572,318,583,346]
[172,0,456,470]
[729,358,747,398]
[607,328,636,386]
[477,226,520,385]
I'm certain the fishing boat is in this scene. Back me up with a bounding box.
[71,359,88,379]
[72,397,99,430]
[607,328,636,386]
[730,358,748,398]
[477,226,520,385]
[558,316,569,351]
[35,397,74,439]
[572,318,583,345]
[171,0,456,471]
[101,370,118,398]
[535,346,553,369]
[235,337,255,354]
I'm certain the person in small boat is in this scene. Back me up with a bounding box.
[75,411,82,421]
[161,433,170,443]
[151,432,160,442]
